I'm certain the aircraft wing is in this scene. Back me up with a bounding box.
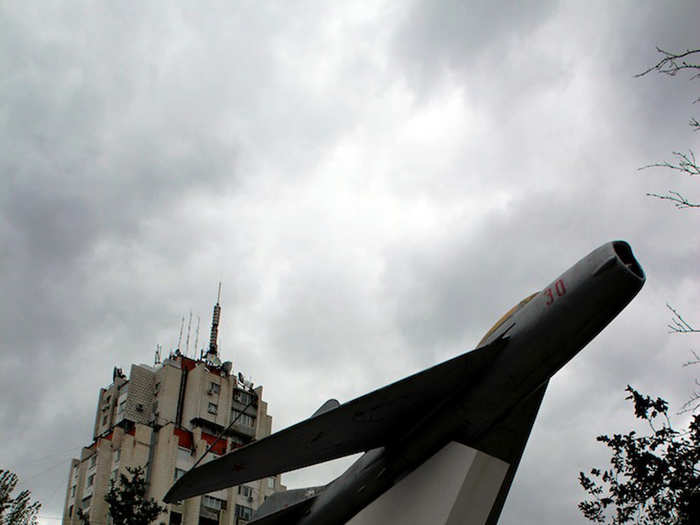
[164,338,507,502]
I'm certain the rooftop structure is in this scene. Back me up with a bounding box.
[62,293,285,525]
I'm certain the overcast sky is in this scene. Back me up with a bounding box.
[1,2,699,524]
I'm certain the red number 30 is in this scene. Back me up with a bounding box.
[544,279,566,306]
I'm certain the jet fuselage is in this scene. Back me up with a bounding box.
[164,241,645,525]
[293,241,645,525]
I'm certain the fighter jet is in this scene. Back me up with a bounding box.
[164,241,645,524]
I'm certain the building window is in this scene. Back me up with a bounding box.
[154,382,160,394]
[235,505,253,520]
[102,414,108,426]
[118,400,126,415]
[209,382,220,395]
[68,505,73,517]
[177,447,193,465]
[87,474,95,487]
[230,436,245,451]
[89,455,97,468]
[231,410,255,428]
[202,495,225,511]
[208,402,218,415]
[267,477,275,490]
[71,485,76,497]
[233,390,252,405]
[238,485,253,498]
[174,468,186,481]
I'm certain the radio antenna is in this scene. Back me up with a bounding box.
[194,316,200,358]
[208,283,222,356]
[185,311,192,355]
[177,316,184,351]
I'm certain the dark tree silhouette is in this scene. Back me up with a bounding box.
[637,47,700,209]
[578,387,700,524]
[0,470,40,525]
[78,466,164,525]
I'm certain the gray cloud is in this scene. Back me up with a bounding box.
[393,0,559,96]
[1,2,699,524]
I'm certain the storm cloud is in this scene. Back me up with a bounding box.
[1,2,699,524]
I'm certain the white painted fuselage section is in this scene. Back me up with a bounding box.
[348,442,509,525]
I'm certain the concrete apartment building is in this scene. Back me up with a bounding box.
[62,296,285,525]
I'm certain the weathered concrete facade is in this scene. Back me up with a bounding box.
[62,353,285,525]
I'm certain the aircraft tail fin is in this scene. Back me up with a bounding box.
[249,486,325,525]
[311,398,340,418]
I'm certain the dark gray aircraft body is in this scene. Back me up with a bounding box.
[165,241,645,524]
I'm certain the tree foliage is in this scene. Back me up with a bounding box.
[0,470,40,525]
[578,386,700,524]
[78,466,164,525]
[637,47,700,209]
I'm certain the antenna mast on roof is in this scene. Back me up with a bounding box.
[185,311,192,355]
[208,283,222,356]
[177,316,185,351]
[194,316,200,358]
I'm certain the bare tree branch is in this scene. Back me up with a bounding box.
[640,150,700,176]
[637,49,699,210]
[679,393,700,414]
[679,357,700,413]
[645,191,700,208]
[635,47,700,419]
[635,47,700,77]
[640,150,700,208]
[682,350,700,367]
[666,304,699,334]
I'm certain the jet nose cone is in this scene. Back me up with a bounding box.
[612,241,645,282]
